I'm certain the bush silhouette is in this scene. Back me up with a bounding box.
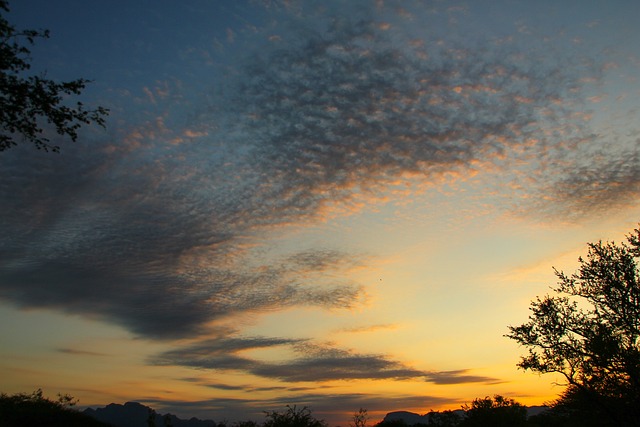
[0,389,111,427]
[460,395,526,427]
[263,405,327,427]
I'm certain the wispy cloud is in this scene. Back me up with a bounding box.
[179,377,335,394]
[152,335,500,385]
[56,348,109,357]
[204,383,248,391]
[424,370,503,386]
[250,344,426,382]
[337,324,399,334]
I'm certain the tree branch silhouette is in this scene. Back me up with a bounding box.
[0,0,108,152]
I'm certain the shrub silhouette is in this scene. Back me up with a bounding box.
[460,395,526,427]
[263,405,327,427]
[0,389,110,427]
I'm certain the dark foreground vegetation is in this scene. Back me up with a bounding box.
[504,225,640,426]
[0,391,633,427]
[0,389,110,427]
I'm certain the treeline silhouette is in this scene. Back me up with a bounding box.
[0,390,629,427]
[0,389,109,427]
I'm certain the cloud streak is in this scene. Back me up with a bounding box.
[57,348,109,357]
[152,335,500,385]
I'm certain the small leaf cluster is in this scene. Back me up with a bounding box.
[0,0,108,152]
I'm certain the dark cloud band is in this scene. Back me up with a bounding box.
[152,336,500,385]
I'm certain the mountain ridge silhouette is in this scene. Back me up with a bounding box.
[83,401,219,427]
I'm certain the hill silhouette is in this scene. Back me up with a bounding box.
[382,407,548,425]
[84,402,219,427]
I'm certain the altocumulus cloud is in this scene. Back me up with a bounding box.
[0,0,627,347]
[539,144,640,218]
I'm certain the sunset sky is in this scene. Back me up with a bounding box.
[1,0,640,424]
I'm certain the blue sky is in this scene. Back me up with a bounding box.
[1,0,640,424]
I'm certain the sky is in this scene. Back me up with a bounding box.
[1,0,640,424]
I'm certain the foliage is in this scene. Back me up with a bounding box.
[350,408,369,427]
[506,225,640,425]
[459,395,527,427]
[425,410,461,427]
[148,407,157,427]
[0,389,110,427]
[0,0,108,152]
[525,385,617,427]
[373,419,407,427]
[263,405,327,427]
[233,421,260,427]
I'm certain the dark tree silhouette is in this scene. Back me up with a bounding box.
[350,408,369,427]
[0,389,110,427]
[507,225,640,426]
[527,385,620,427]
[459,395,527,427]
[263,405,327,427]
[148,407,158,427]
[373,419,407,427]
[0,0,108,152]
[426,409,461,427]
